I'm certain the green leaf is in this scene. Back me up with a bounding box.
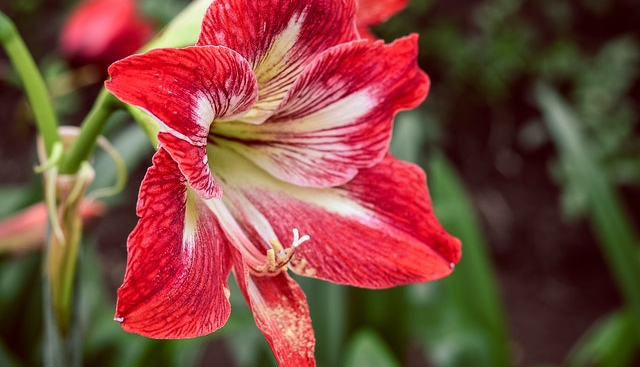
[296,277,346,367]
[141,0,211,51]
[536,83,640,338]
[0,183,41,218]
[425,327,498,367]
[124,104,160,148]
[566,310,638,367]
[0,11,60,156]
[344,330,401,367]
[427,155,512,367]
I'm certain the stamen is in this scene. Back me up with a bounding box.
[250,228,311,276]
[269,238,284,254]
[266,249,277,271]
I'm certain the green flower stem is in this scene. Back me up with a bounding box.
[59,88,121,174]
[0,11,59,156]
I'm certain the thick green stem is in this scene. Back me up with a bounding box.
[0,11,60,156]
[59,88,120,174]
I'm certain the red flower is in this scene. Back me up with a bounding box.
[59,0,153,66]
[357,0,408,39]
[106,0,460,365]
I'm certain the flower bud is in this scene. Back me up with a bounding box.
[0,200,104,254]
[59,0,153,67]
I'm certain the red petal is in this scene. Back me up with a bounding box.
[209,147,461,289]
[356,25,378,41]
[198,0,358,123]
[288,156,462,287]
[215,35,429,188]
[233,251,316,367]
[158,132,221,199]
[356,0,408,27]
[106,46,258,198]
[115,149,232,338]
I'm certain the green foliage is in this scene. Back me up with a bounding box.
[537,83,640,338]
[567,311,638,367]
[1,0,639,366]
[427,155,511,367]
[344,330,401,367]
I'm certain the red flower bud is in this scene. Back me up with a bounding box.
[356,0,408,39]
[0,200,105,254]
[59,0,153,67]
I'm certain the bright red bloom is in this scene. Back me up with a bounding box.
[356,0,408,39]
[106,0,460,365]
[60,0,153,66]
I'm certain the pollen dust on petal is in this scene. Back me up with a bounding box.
[267,302,315,354]
[289,257,317,277]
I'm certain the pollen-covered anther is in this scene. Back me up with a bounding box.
[253,228,310,275]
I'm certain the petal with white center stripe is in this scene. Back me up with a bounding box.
[198,0,358,123]
[106,46,258,198]
[115,148,233,338]
[209,145,461,289]
[232,249,316,367]
[214,35,430,189]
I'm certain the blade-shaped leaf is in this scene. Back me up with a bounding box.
[428,154,512,367]
[566,310,637,367]
[536,83,640,337]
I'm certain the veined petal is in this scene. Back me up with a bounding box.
[214,35,429,188]
[115,148,232,338]
[158,132,221,199]
[106,46,258,198]
[233,250,315,367]
[209,146,461,289]
[198,0,358,123]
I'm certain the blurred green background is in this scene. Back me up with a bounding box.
[1,0,639,366]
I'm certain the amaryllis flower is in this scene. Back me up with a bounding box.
[106,0,461,365]
[356,0,408,39]
[60,0,153,67]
